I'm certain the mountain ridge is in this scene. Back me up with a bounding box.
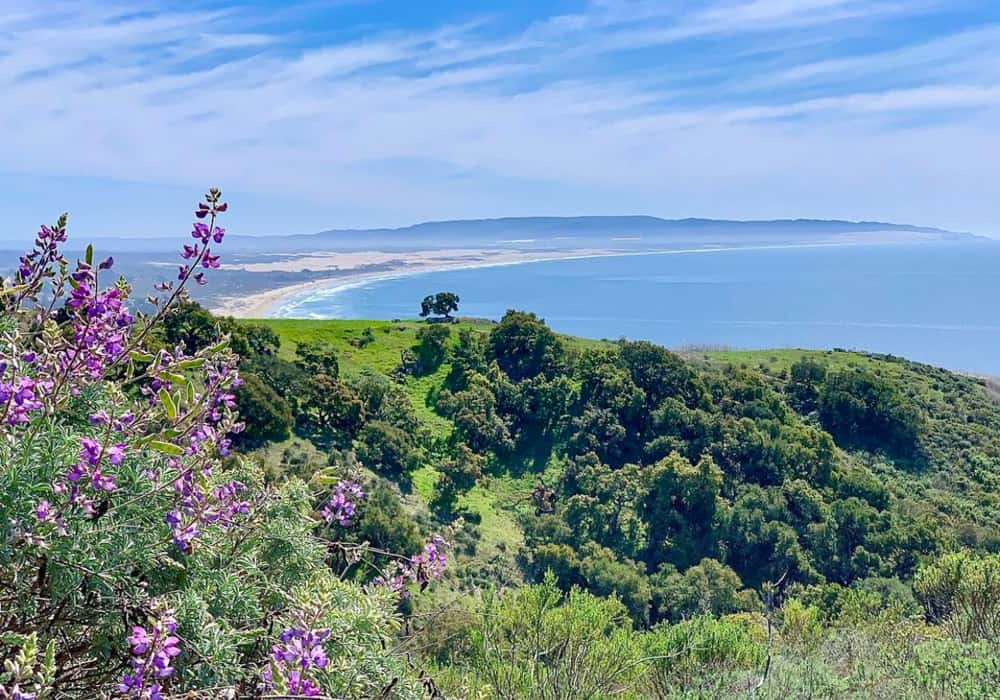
[302,214,963,239]
[36,215,977,254]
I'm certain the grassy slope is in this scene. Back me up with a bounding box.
[252,319,1000,563]
[255,318,531,560]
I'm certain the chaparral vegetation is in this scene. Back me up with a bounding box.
[2,192,998,699]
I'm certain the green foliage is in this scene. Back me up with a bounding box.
[245,317,999,697]
[420,291,460,319]
[233,371,293,446]
[450,574,646,699]
[294,339,341,378]
[914,550,1000,641]
[0,632,57,700]
[414,323,451,374]
[904,639,1000,700]
[347,480,424,558]
[643,453,722,571]
[650,559,758,623]
[297,373,365,445]
[432,443,485,514]
[819,367,926,462]
[437,373,514,453]
[643,615,765,698]
[786,357,827,412]
[355,420,423,479]
[487,310,565,382]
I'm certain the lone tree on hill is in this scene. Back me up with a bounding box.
[420,291,460,321]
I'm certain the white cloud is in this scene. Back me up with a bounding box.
[0,0,997,235]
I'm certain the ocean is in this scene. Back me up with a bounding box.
[274,240,1000,374]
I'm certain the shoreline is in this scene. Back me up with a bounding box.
[212,239,906,319]
[211,248,614,318]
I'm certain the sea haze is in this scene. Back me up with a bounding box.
[277,240,1000,375]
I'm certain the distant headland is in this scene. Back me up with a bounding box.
[1,216,984,319]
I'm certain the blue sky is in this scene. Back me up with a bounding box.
[2,0,1000,241]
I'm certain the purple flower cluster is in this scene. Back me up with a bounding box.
[61,270,134,380]
[0,375,47,425]
[176,195,227,285]
[14,220,67,291]
[33,499,66,535]
[375,535,450,596]
[143,353,242,458]
[117,610,181,700]
[320,480,364,526]
[2,257,130,433]
[165,470,249,553]
[207,380,238,423]
[45,435,124,518]
[261,627,330,697]
[145,352,246,553]
[2,191,248,557]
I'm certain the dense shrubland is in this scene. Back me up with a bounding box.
[2,195,998,698]
[420,311,990,626]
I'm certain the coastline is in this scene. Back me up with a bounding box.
[211,239,906,319]
[211,248,614,318]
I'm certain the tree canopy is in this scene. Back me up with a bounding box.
[420,291,460,320]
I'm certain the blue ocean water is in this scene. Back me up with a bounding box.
[276,241,1000,374]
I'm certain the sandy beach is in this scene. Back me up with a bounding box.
[211,247,614,318]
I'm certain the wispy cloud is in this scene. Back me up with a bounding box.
[0,0,998,237]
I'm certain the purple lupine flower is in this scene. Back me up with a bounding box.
[374,535,451,596]
[320,480,364,527]
[33,498,67,536]
[91,468,116,492]
[35,500,51,521]
[80,437,101,466]
[261,627,330,696]
[66,283,90,309]
[118,611,180,699]
[128,627,152,655]
[66,462,86,482]
[107,443,126,466]
[165,473,248,553]
[0,376,44,425]
[114,411,136,429]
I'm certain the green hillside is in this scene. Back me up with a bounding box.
[9,195,998,699]
[242,316,1000,584]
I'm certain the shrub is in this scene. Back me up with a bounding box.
[643,615,765,698]
[0,191,447,698]
[914,550,1000,641]
[454,574,645,699]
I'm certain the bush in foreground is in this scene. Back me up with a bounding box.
[0,192,446,699]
